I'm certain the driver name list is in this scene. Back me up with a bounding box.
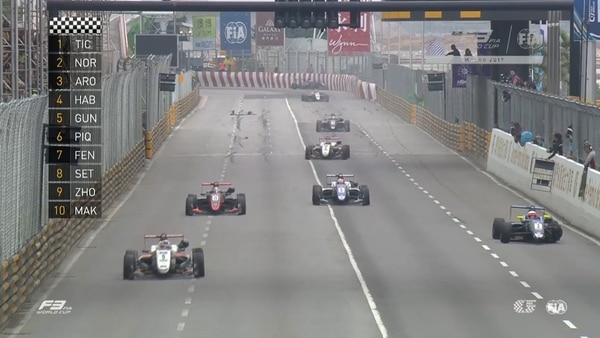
[47,17,102,219]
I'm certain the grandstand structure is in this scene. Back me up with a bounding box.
[0,0,113,102]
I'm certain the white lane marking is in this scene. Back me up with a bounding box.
[481,245,491,251]
[433,200,440,204]
[440,205,446,210]
[181,309,189,317]
[285,99,389,338]
[200,240,206,246]
[473,237,482,242]
[459,224,466,229]
[563,320,577,329]
[531,292,543,299]
[205,227,210,231]
[466,230,474,235]
[520,281,531,288]
[500,261,509,267]
[509,271,519,277]
[5,100,207,338]
[188,286,195,293]
[491,253,499,259]
[177,323,186,331]
[203,233,209,238]
[452,218,460,223]
[185,298,192,305]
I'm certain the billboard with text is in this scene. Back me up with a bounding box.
[220,12,252,56]
[327,12,371,56]
[255,12,284,46]
[193,15,216,50]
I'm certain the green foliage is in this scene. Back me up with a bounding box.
[127,17,155,55]
[532,30,571,90]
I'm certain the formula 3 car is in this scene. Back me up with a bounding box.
[123,233,204,280]
[316,114,350,132]
[492,205,563,243]
[185,182,246,215]
[305,136,350,160]
[291,81,327,90]
[312,174,370,205]
[301,91,329,102]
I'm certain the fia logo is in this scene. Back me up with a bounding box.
[224,21,247,44]
[517,28,544,50]
[514,299,536,314]
[546,300,567,315]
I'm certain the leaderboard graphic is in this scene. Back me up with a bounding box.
[47,17,102,218]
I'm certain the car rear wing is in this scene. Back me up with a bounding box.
[144,234,184,239]
[509,205,548,220]
[201,182,232,186]
[319,136,340,142]
[326,174,354,183]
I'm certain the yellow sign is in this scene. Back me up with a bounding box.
[178,74,185,84]
[193,16,216,39]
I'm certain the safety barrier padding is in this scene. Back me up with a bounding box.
[374,86,492,162]
[0,91,201,328]
[198,71,377,101]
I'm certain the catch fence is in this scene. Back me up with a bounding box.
[371,62,600,163]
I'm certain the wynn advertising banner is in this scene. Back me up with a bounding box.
[327,12,371,56]
[220,12,252,57]
[192,16,216,50]
[255,12,284,46]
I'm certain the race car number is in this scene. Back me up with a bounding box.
[212,195,219,201]
[160,253,167,260]
[337,186,346,194]
[533,223,543,230]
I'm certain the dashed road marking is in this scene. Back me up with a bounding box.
[286,99,389,338]
[481,245,491,251]
[491,253,499,259]
[188,286,195,293]
[473,237,482,242]
[509,271,519,277]
[181,309,189,317]
[466,230,474,235]
[520,281,531,288]
[177,323,186,331]
[185,298,192,305]
[563,320,577,329]
[500,261,509,267]
[531,292,543,299]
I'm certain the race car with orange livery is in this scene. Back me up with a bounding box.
[185,182,246,215]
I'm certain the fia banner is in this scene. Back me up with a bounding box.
[327,12,371,56]
[255,12,284,46]
[220,12,252,56]
[193,16,216,50]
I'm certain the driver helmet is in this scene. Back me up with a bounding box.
[213,182,220,191]
[159,233,168,241]
[337,174,344,183]
[159,239,170,248]
[527,210,538,219]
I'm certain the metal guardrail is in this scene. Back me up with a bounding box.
[0,56,201,328]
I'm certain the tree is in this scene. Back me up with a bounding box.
[532,30,570,92]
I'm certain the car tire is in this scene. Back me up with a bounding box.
[185,194,197,216]
[236,193,246,215]
[492,217,505,240]
[550,220,562,242]
[123,250,138,280]
[312,185,323,205]
[341,145,350,160]
[305,146,313,160]
[192,248,205,278]
[499,221,512,243]
[360,185,370,205]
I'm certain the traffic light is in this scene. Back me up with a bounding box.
[273,0,342,29]
[326,0,339,29]
[299,0,312,28]
[312,0,326,29]
[348,0,361,29]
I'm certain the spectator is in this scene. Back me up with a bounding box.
[508,70,523,86]
[464,48,473,56]
[446,44,461,56]
[583,141,596,170]
[510,122,533,146]
[565,124,574,158]
[534,135,545,147]
[546,132,563,159]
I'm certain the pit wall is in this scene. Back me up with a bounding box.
[0,86,201,328]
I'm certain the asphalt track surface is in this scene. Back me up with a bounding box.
[2,88,599,338]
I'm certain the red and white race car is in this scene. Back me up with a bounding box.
[185,182,246,215]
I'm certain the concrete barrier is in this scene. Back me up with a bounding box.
[197,71,377,101]
[0,86,202,328]
[487,128,600,238]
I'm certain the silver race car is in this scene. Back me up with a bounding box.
[312,174,370,205]
[316,113,350,132]
[301,91,329,102]
[123,233,205,280]
[305,136,350,160]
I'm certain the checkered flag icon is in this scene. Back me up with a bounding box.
[514,300,536,314]
[49,17,102,35]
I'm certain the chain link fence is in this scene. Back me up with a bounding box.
[0,96,46,261]
[1,55,173,261]
[369,61,600,164]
